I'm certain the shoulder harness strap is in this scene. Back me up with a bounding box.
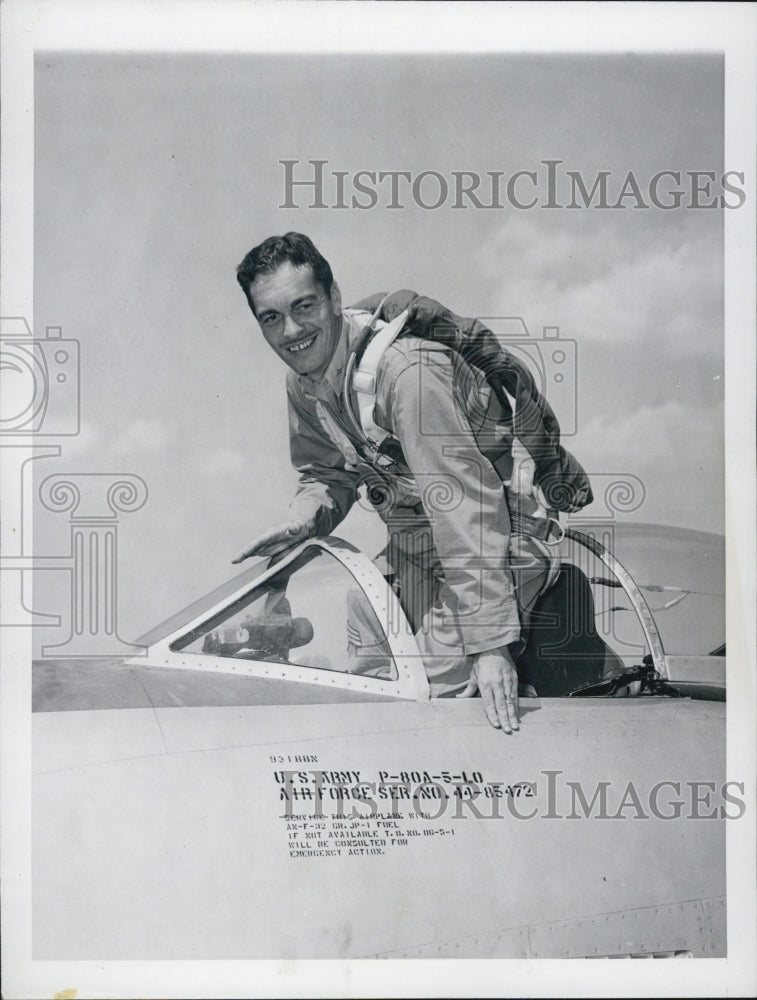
[351,308,410,448]
[343,304,409,455]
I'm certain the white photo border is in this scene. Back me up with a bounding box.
[1,1,755,997]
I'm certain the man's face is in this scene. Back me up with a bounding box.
[248,261,342,380]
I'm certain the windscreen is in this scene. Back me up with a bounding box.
[171,546,398,681]
[561,523,724,664]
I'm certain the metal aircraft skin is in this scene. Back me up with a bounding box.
[32,522,727,960]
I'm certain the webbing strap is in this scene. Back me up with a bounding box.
[352,308,410,448]
[349,307,560,544]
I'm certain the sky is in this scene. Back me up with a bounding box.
[31,51,727,648]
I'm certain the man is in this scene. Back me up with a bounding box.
[232,232,561,732]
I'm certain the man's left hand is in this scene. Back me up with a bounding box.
[457,646,520,733]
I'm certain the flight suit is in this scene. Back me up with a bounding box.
[286,309,558,696]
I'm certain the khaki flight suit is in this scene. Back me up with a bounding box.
[286,310,558,696]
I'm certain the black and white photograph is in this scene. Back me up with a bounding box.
[1,2,755,997]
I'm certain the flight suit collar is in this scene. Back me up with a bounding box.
[296,312,361,403]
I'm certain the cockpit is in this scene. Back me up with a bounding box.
[121,523,725,706]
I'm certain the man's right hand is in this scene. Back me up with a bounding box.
[457,646,520,733]
[232,518,316,563]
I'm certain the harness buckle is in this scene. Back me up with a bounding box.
[509,506,564,545]
[352,370,377,394]
[543,518,565,546]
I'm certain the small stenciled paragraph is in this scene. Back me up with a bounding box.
[271,755,534,858]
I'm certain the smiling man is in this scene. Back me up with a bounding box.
[233,232,567,732]
[243,253,342,379]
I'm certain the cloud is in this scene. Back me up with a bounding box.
[475,213,723,362]
[199,447,248,478]
[576,397,724,533]
[57,418,105,458]
[581,397,721,463]
[118,419,174,454]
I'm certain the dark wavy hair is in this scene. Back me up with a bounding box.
[236,232,334,314]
